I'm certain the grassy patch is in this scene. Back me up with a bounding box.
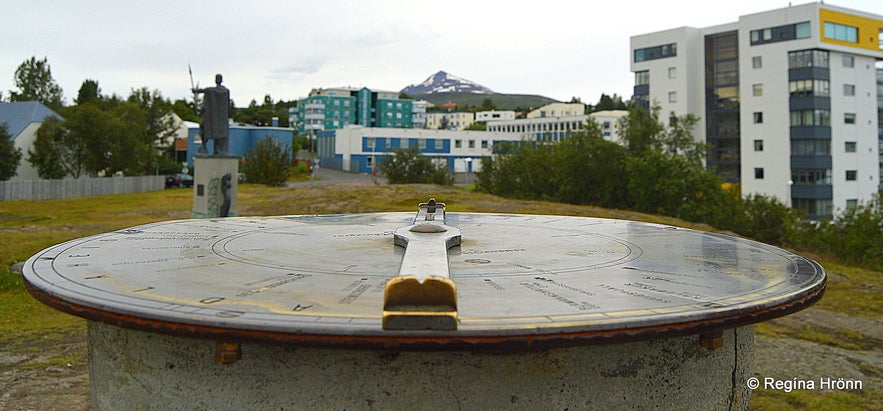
[750,388,883,411]
[1,183,879,411]
[814,262,882,318]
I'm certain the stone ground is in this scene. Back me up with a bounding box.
[2,169,880,410]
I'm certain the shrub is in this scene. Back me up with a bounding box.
[240,136,292,186]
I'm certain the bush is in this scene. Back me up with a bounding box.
[379,147,453,185]
[240,136,293,186]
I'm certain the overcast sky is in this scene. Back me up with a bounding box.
[2,0,881,107]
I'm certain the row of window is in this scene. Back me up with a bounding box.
[748,109,859,126]
[634,43,677,62]
[753,167,859,183]
[752,139,858,155]
[363,138,497,150]
[750,21,811,45]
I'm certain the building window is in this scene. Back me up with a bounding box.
[788,49,829,69]
[434,139,443,150]
[846,199,858,210]
[481,140,488,149]
[842,55,855,67]
[843,84,855,96]
[750,22,810,45]
[792,168,832,185]
[754,167,765,179]
[753,112,763,124]
[845,170,857,181]
[635,70,649,85]
[401,139,409,149]
[634,43,677,62]
[789,79,830,98]
[754,139,764,151]
[418,139,427,149]
[752,84,763,96]
[844,113,856,124]
[824,22,858,43]
[468,140,475,149]
[792,139,831,155]
[454,140,462,148]
[752,56,762,68]
[845,141,857,152]
[790,109,831,126]
[668,67,677,79]
[668,91,677,103]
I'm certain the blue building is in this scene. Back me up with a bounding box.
[186,123,294,167]
[316,125,522,175]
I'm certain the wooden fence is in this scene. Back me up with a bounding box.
[0,176,165,201]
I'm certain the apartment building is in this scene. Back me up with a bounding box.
[289,87,416,134]
[631,2,882,219]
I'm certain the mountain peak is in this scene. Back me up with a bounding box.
[401,71,494,95]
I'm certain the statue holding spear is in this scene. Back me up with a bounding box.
[190,67,230,156]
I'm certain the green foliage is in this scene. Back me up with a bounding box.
[241,136,293,186]
[477,105,883,271]
[232,94,294,127]
[788,195,883,271]
[28,115,71,178]
[379,147,453,185]
[464,122,487,131]
[735,194,800,246]
[9,56,64,111]
[28,88,178,178]
[480,98,497,111]
[75,79,100,105]
[0,123,23,180]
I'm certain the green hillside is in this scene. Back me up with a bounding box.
[413,92,559,110]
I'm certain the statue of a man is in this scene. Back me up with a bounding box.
[193,74,230,155]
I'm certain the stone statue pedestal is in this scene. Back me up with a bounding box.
[192,155,239,218]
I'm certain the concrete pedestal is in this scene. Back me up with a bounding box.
[191,156,238,218]
[88,321,754,410]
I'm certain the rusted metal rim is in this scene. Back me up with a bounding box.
[25,278,824,351]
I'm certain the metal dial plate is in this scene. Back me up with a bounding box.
[23,213,826,347]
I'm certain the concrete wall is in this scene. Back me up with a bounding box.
[0,175,164,201]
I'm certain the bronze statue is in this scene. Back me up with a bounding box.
[192,74,230,155]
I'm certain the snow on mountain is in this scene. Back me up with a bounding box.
[401,71,494,95]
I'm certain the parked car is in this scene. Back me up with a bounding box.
[165,174,194,188]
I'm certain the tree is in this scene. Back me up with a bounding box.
[618,103,665,156]
[0,123,23,180]
[379,147,453,185]
[241,136,293,186]
[75,79,101,105]
[480,98,497,111]
[10,56,64,110]
[28,115,72,178]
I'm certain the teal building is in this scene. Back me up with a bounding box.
[290,87,414,133]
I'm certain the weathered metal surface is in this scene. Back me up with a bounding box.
[23,212,826,349]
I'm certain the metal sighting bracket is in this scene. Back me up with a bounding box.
[383,199,461,331]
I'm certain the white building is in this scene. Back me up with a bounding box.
[527,103,585,118]
[316,125,522,174]
[631,2,882,219]
[485,109,628,143]
[475,110,516,122]
[0,101,62,180]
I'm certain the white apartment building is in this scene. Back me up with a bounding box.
[485,109,628,143]
[631,2,882,219]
